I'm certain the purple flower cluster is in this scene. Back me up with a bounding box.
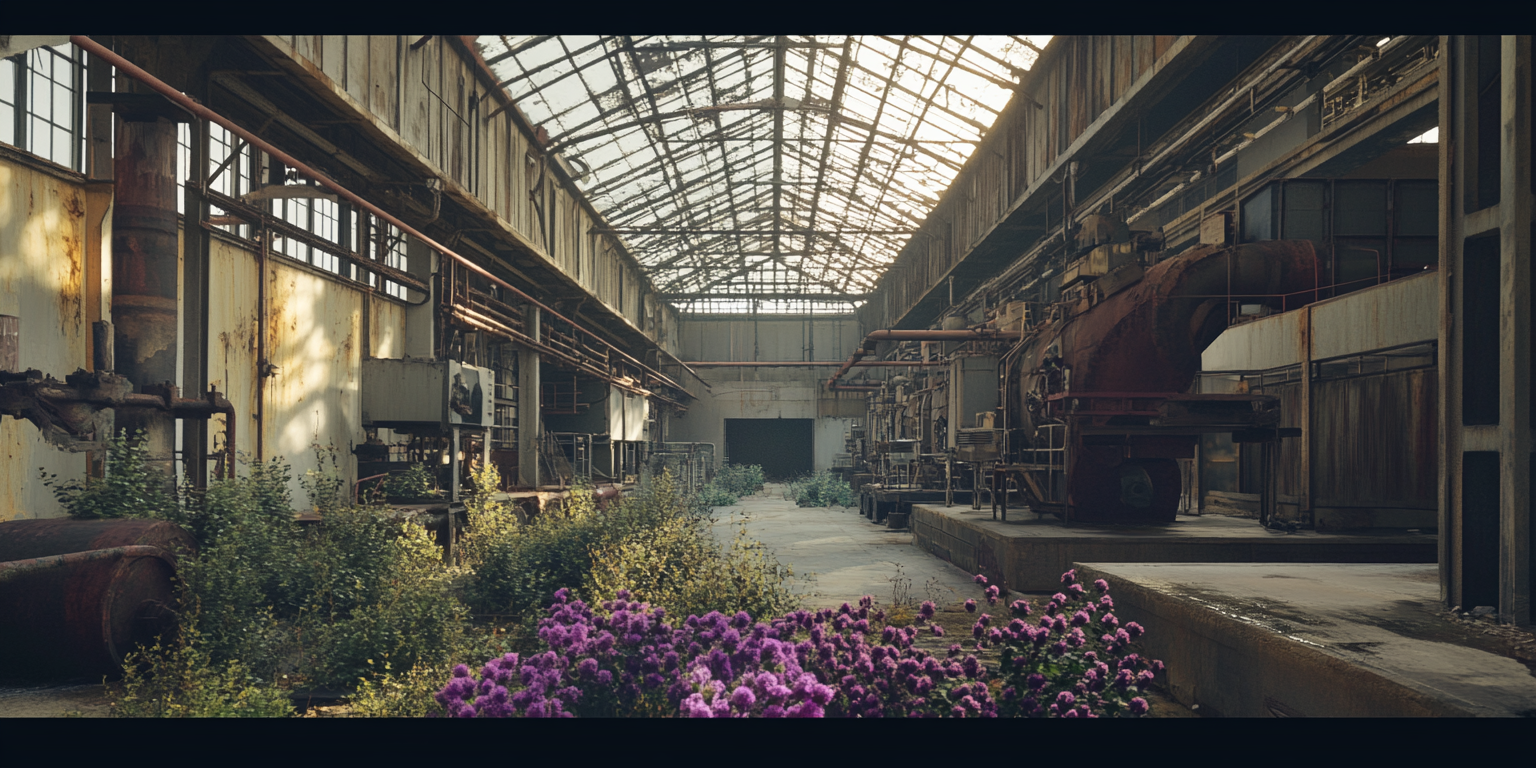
[978,571,1163,718]
[435,590,998,718]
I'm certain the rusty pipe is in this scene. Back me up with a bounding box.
[0,545,168,583]
[864,329,1024,341]
[70,35,692,402]
[688,360,945,367]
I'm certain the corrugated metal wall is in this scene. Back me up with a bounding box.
[867,36,1188,330]
[265,36,678,353]
[0,156,92,519]
[205,235,411,506]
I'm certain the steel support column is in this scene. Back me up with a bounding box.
[110,116,179,481]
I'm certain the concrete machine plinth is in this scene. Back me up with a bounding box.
[1074,562,1536,717]
[911,503,1436,592]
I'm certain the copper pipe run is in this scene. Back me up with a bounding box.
[71,36,692,403]
[687,361,945,367]
[825,327,1021,389]
[864,329,1024,341]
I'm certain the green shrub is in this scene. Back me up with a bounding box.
[785,471,855,507]
[110,620,294,718]
[688,482,739,515]
[713,464,765,497]
[375,463,438,501]
[43,429,174,521]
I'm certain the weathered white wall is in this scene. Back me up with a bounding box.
[205,236,411,507]
[0,156,91,520]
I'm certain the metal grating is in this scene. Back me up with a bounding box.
[475,35,1048,313]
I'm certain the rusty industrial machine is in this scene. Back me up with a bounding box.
[999,239,1318,524]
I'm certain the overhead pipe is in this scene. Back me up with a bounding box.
[826,327,1022,389]
[687,360,945,368]
[70,36,693,403]
[865,329,1023,341]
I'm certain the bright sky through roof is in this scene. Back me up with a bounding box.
[477,35,1050,313]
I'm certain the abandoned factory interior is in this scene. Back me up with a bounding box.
[1,34,1534,719]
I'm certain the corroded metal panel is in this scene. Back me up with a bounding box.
[263,259,364,501]
[1312,368,1438,506]
[0,158,90,519]
[205,238,260,462]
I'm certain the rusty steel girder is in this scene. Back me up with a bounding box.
[1013,241,1319,523]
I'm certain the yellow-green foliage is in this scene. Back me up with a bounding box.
[110,621,294,718]
[588,474,798,622]
[348,660,455,718]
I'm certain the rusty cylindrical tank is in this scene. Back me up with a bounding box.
[1015,241,1318,522]
[0,519,196,681]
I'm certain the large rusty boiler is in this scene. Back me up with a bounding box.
[1011,240,1318,523]
[0,519,196,681]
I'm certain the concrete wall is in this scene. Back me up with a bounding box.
[670,316,866,473]
[0,154,93,519]
[679,315,861,362]
[1203,270,1439,371]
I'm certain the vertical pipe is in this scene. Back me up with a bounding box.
[111,116,179,478]
[256,223,268,462]
[0,315,18,373]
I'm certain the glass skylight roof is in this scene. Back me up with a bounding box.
[476,35,1049,313]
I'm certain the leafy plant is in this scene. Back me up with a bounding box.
[784,471,855,508]
[713,464,765,497]
[377,463,438,501]
[110,619,294,718]
[43,429,175,521]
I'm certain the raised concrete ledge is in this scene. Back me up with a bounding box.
[1075,563,1536,717]
[911,503,1436,592]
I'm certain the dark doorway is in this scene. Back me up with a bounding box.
[725,418,813,480]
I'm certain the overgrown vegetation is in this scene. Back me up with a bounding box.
[682,464,765,516]
[374,463,439,501]
[54,432,799,717]
[784,470,855,508]
[713,464,765,497]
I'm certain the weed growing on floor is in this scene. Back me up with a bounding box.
[783,471,855,508]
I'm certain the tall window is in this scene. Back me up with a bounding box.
[374,220,410,300]
[207,123,254,238]
[0,44,87,172]
[271,181,347,275]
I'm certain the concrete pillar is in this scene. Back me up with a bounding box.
[111,116,179,479]
[1440,36,1534,626]
[1498,35,1532,627]
[518,306,541,488]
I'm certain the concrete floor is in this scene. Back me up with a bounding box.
[706,485,985,610]
[1077,562,1536,717]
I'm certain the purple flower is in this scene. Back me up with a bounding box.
[1125,621,1145,639]
[973,574,988,585]
[1010,600,1031,617]
[931,625,945,637]
[451,664,470,678]
[1070,610,1090,627]
[1128,697,1149,715]
[1056,690,1075,707]
[964,599,977,613]
[730,686,756,711]
[919,601,936,618]
[1093,578,1110,594]
[1061,569,1077,586]
[1101,612,1119,629]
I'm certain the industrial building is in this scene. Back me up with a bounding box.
[0,35,1531,716]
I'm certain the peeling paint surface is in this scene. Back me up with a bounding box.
[0,158,89,520]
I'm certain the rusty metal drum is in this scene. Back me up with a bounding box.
[0,519,195,681]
